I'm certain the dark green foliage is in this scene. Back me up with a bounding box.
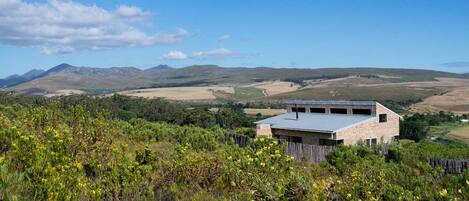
[1,93,469,200]
[0,92,254,129]
[400,112,461,142]
[400,119,430,142]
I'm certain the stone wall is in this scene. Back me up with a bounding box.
[256,124,272,137]
[335,103,400,145]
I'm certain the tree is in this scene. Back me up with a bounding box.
[400,119,429,142]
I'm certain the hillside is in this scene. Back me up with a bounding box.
[11,64,153,94]
[4,64,467,97]
[145,65,464,86]
[0,69,45,88]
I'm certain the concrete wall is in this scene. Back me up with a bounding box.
[335,103,400,145]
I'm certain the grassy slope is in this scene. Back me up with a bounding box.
[262,86,443,102]
[430,123,469,145]
[145,65,465,86]
[8,64,467,96]
[233,87,265,99]
[448,125,469,144]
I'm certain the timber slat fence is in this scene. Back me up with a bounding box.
[427,158,469,174]
[284,141,335,163]
[223,133,250,148]
[224,133,469,173]
[224,133,334,163]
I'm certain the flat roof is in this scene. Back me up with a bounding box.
[255,112,375,133]
[287,100,376,106]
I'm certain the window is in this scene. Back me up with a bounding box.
[330,108,347,114]
[352,109,372,115]
[365,138,377,146]
[288,136,303,143]
[379,114,387,123]
[365,139,371,146]
[292,107,306,113]
[275,135,302,143]
[310,108,326,113]
[319,139,341,146]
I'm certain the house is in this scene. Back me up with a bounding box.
[461,119,469,123]
[255,100,400,145]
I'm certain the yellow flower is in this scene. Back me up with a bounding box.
[458,189,462,194]
[260,162,265,167]
[230,181,236,187]
[227,156,232,160]
[439,189,448,197]
[347,193,352,198]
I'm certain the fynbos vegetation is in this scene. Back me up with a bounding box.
[0,93,468,200]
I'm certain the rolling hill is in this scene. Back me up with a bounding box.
[11,63,153,94]
[3,63,467,96]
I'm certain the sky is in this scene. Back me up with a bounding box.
[1,0,469,78]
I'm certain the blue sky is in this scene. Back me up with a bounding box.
[1,0,469,78]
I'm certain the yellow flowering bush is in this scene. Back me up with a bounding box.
[1,104,469,200]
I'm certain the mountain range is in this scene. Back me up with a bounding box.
[2,63,468,95]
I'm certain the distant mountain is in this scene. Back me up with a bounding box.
[145,64,172,72]
[22,69,45,80]
[0,69,45,88]
[12,63,150,93]
[5,63,468,95]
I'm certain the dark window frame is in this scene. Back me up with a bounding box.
[330,108,348,114]
[379,114,387,123]
[319,139,341,146]
[292,107,306,113]
[352,108,372,115]
[310,107,326,113]
[288,136,303,143]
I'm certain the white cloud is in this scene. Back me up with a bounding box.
[0,0,189,54]
[116,5,148,17]
[191,48,235,59]
[218,34,231,42]
[162,48,236,60]
[162,51,188,60]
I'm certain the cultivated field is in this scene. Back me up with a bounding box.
[114,76,469,114]
[448,125,469,144]
[118,86,234,100]
[45,89,85,97]
[244,108,287,116]
[249,81,300,96]
[264,85,442,102]
[406,78,469,114]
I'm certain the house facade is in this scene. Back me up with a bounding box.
[255,100,400,145]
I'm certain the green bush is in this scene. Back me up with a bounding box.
[0,103,469,200]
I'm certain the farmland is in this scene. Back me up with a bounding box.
[118,86,234,100]
[448,125,469,144]
[244,108,287,116]
[111,76,469,115]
